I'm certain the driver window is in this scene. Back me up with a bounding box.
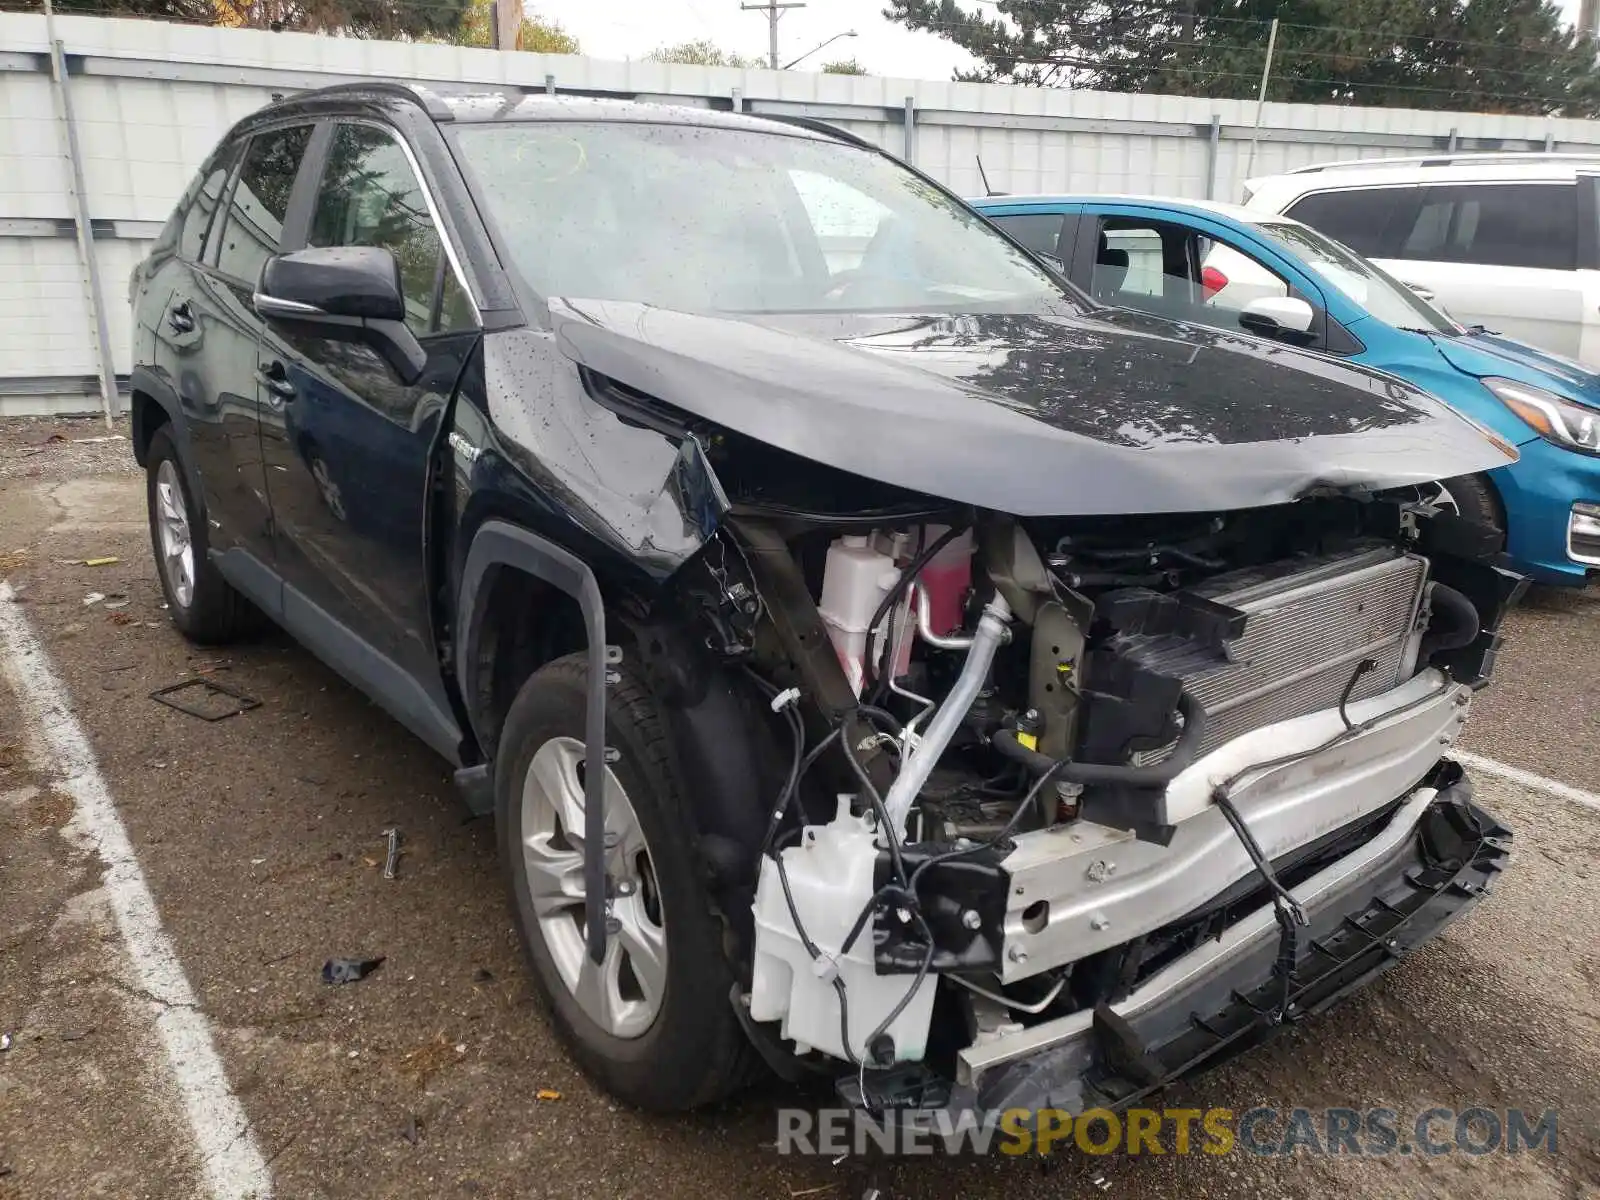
[308,123,472,336]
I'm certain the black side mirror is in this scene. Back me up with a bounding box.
[255,247,427,385]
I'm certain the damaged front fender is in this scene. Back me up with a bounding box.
[481,326,730,586]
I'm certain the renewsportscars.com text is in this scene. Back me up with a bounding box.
[776,1106,1558,1158]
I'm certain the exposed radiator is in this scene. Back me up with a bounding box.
[1177,546,1428,757]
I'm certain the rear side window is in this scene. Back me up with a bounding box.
[214,124,313,284]
[989,213,1066,260]
[1392,183,1577,271]
[1283,187,1409,257]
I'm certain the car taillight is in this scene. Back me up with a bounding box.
[1201,266,1228,298]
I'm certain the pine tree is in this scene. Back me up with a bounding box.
[884,0,1600,114]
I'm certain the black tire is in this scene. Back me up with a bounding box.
[495,653,757,1111]
[144,425,253,644]
[1438,473,1506,545]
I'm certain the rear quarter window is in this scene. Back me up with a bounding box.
[987,212,1066,259]
[1283,186,1411,257]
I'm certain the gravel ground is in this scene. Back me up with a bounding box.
[0,416,138,483]
[0,417,1597,1200]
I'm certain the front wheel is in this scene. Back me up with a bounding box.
[1432,474,1506,546]
[144,426,254,644]
[495,653,757,1110]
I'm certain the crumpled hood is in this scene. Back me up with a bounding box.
[1436,330,1600,410]
[547,299,1516,517]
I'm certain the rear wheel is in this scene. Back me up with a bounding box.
[495,653,756,1110]
[144,426,253,644]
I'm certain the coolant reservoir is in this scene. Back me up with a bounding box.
[817,534,899,696]
[749,797,938,1063]
[917,525,973,636]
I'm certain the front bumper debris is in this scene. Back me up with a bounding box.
[840,765,1507,1119]
[998,669,1471,983]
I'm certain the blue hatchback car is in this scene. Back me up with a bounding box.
[970,194,1600,585]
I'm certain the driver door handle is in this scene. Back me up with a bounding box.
[167,301,194,334]
[256,360,296,403]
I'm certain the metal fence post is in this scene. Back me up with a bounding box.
[45,30,118,428]
[903,95,915,164]
[1205,113,1221,199]
[1447,127,1459,152]
[544,73,555,95]
[1545,130,1556,152]
[731,87,742,113]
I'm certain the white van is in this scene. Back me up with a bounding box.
[1243,154,1600,366]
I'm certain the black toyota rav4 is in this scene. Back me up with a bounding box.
[129,82,1523,1119]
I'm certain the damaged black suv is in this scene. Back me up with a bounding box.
[128,82,1522,1118]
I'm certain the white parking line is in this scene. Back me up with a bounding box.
[0,582,272,1200]
[1454,749,1600,815]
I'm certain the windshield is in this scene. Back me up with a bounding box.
[1255,220,1460,336]
[449,121,1079,315]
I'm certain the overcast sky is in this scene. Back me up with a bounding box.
[529,0,980,78]
[531,0,1590,82]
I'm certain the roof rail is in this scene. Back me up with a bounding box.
[281,79,461,120]
[1286,151,1600,175]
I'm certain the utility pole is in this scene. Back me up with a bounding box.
[1244,17,1279,180]
[1583,0,1600,43]
[741,0,806,70]
[490,0,521,50]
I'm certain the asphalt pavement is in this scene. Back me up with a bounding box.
[0,416,1597,1200]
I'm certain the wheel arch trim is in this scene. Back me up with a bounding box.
[458,518,611,965]
[130,365,209,542]
[129,366,185,462]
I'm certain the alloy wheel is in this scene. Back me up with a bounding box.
[154,458,195,610]
[519,736,667,1039]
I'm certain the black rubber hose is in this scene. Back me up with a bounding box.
[991,689,1208,787]
[854,704,905,736]
[756,701,808,861]
[1419,582,1481,663]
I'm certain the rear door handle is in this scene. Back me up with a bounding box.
[167,301,194,334]
[256,361,296,403]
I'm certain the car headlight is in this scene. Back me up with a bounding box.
[1483,377,1600,455]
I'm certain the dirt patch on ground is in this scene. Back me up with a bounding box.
[25,788,74,831]
[0,417,137,484]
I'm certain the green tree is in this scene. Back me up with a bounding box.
[822,57,869,74]
[203,0,470,37]
[64,0,215,21]
[884,0,1600,114]
[456,1,580,51]
[647,39,761,67]
[29,0,474,38]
